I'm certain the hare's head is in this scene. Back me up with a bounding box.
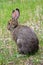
[7,8,20,31]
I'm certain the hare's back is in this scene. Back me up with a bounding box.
[18,26,37,40]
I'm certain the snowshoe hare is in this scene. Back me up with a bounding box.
[7,8,39,54]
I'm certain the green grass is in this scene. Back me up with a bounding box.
[0,0,43,65]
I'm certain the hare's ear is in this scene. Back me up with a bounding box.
[12,8,20,20]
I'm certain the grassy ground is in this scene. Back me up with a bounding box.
[0,0,43,65]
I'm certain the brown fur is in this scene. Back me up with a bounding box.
[7,8,39,54]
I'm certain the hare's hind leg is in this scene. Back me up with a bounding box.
[17,39,29,54]
[17,39,27,54]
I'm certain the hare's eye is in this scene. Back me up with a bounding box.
[8,22,10,25]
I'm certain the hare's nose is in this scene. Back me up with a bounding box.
[7,24,10,30]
